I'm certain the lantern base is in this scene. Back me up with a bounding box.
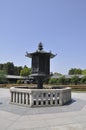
[10,86,71,107]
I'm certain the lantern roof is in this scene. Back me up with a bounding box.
[25,42,57,58]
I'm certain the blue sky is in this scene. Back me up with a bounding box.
[0,0,86,74]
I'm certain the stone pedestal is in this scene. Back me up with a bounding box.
[10,87,71,107]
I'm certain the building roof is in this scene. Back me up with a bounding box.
[6,75,28,79]
[51,74,85,79]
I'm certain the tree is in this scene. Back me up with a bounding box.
[20,66,31,76]
[0,62,23,75]
[0,70,7,83]
[71,75,79,85]
[82,69,86,75]
[0,62,31,76]
[3,62,15,75]
[58,76,66,85]
[65,78,71,85]
[68,68,82,75]
[48,78,57,85]
[14,66,22,75]
[0,64,3,70]
[80,76,86,84]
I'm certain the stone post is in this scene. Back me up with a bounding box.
[11,92,13,102]
[16,92,18,103]
[19,93,22,104]
[29,92,33,107]
[59,92,63,105]
[26,93,29,105]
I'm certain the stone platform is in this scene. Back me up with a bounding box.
[0,88,86,130]
[10,87,71,107]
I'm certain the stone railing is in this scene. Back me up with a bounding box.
[10,87,71,107]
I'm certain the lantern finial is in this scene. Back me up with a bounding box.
[38,42,43,51]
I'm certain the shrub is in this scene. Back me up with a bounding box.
[48,78,58,85]
[0,70,7,84]
[80,76,86,84]
[71,75,79,85]
[17,80,24,84]
[58,76,66,85]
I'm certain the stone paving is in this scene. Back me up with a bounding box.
[0,88,86,130]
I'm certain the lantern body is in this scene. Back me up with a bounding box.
[32,54,50,75]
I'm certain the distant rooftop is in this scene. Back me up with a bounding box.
[6,75,28,79]
[51,74,85,79]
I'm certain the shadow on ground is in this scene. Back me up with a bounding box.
[0,97,86,116]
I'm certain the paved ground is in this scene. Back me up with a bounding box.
[0,88,86,130]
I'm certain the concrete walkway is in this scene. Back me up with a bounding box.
[0,88,86,130]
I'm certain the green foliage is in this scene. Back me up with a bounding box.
[17,80,24,84]
[14,66,23,75]
[20,66,31,76]
[80,76,86,84]
[44,78,50,84]
[0,64,3,70]
[68,68,82,75]
[3,62,15,75]
[65,78,71,85]
[48,78,58,85]
[49,76,68,85]
[58,76,66,85]
[0,70,7,83]
[71,75,79,85]
[0,62,22,75]
[0,62,29,76]
[82,69,86,75]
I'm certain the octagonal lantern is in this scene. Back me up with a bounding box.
[26,43,56,89]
